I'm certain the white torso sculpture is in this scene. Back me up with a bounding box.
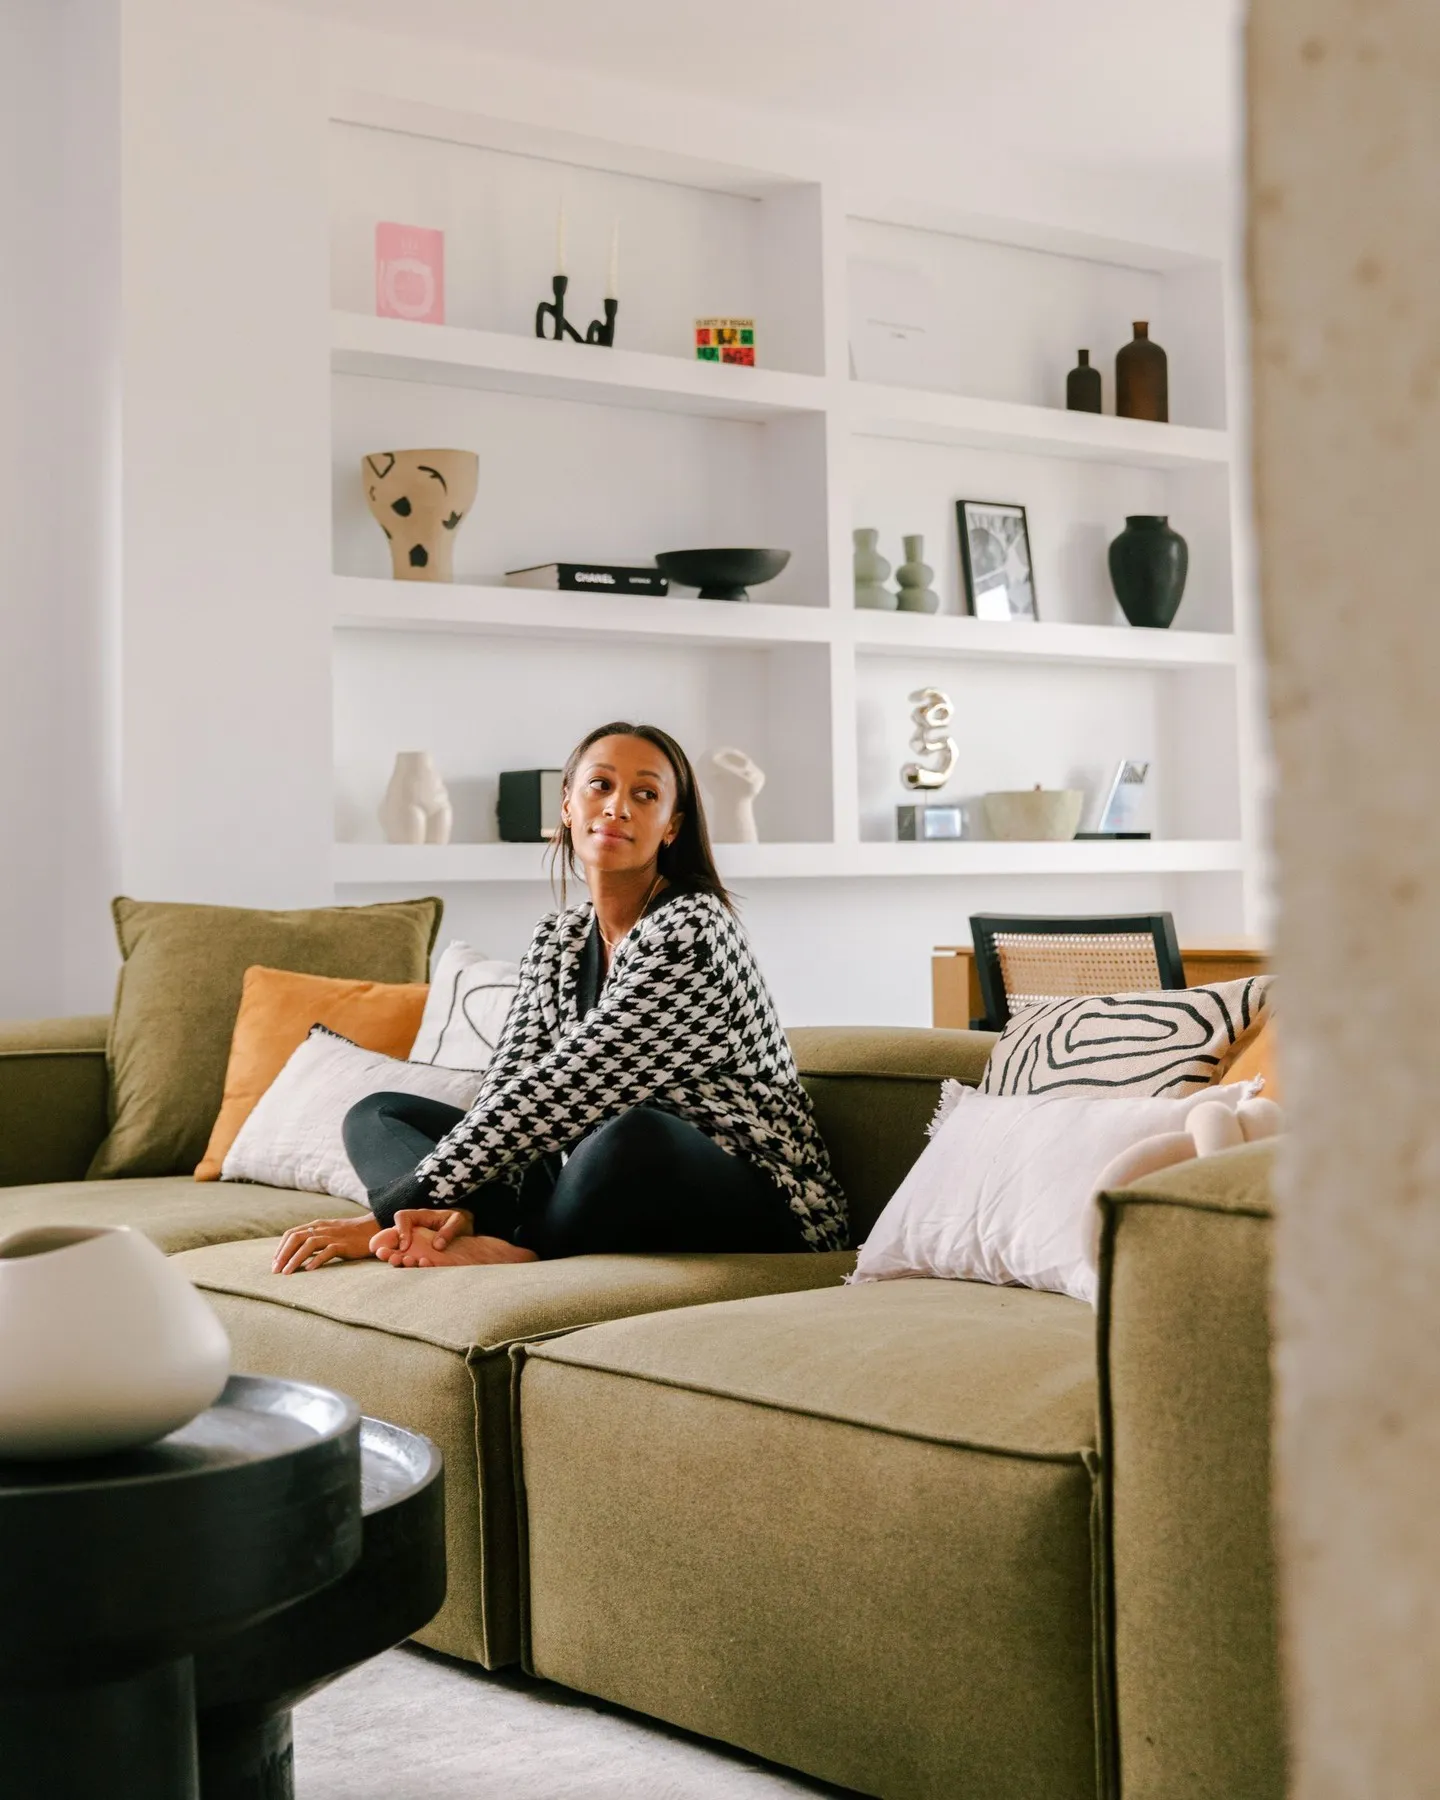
[379,751,453,845]
[706,747,766,844]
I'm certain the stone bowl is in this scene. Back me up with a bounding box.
[655,548,791,602]
[983,789,1085,841]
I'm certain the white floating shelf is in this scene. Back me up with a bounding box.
[331,312,827,423]
[334,839,1245,886]
[843,381,1230,470]
[333,577,1236,667]
[332,576,832,647]
[845,610,1238,668]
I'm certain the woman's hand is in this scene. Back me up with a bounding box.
[272,1214,380,1275]
[368,1207,474,1265]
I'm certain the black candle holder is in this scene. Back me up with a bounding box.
[535,275,618,347]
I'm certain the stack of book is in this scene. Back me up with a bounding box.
[504,563,668,596]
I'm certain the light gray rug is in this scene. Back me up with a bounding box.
[293,1644,857,1799]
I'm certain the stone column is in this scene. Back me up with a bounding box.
[1250,3,1440,1795]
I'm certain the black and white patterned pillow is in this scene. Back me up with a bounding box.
[979,977,1271,1098]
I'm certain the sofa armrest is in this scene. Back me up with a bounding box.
[0,1016,111,1188]
[787,1027,998,1242]
[1095,1141,1285,1800]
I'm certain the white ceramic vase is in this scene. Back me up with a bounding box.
[379,751,453,845]
[706,747,766,843]
[0,1225,231,1459]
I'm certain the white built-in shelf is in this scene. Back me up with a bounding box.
[842,382,1231,470]
[844,610,1237,668]
[332,576,832,646]
[331,312,827,423]
[331,315,1230,471]
[332,575,1237,668]
[334,839,1245,886]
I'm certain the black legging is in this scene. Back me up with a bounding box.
[342,1093,808,1259]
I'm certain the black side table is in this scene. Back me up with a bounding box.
[0,1374,361,1800]
[196,1415,446,1800]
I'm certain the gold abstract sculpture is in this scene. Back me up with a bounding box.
[901,687,958,791]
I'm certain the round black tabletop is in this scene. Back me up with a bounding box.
[0,1374,363,1800]
[196,1416,446,1800]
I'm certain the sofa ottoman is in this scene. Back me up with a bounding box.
[174,1241,854,1667]
[515,1277,1102,1800]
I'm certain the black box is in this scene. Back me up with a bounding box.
[498,769,564,842]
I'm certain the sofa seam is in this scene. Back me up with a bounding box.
[797,1068,985,1086]
[522,1355,1094,1464]
[1104,1192,1273,1223]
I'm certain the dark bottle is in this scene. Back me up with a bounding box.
[1066,349,1102,413]
[1116,321,1168,422]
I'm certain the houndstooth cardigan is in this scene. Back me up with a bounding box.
[408,889,849,1251]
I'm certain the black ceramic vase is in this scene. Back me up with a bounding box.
[1066,350,1101,413]
[1108,515,1189,628]
[1115,321,1168,422]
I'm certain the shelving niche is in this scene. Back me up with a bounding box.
[328,98,1257,934]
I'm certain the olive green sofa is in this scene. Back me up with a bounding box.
[0,1015,1285,1799]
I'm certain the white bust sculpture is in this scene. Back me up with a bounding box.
[705,746,766,844]
[378,750,453,845]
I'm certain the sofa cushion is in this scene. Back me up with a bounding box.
[517,1279,1101,1799]
[173,1237,854,1668]
[89,895,443,1182]
[0,1178,366,1256]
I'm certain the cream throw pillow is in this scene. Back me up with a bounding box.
[852,1082,1258,1304]
[979,976,1271,1098]
[408,941,520,1071]
[221,1026,483,1204]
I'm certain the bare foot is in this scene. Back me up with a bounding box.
[379,1228,537,1269]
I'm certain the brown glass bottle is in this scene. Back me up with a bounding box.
[1115,321,1168,422]
[1066,349,1101,413]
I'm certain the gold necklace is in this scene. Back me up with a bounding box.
[597,874,664,952]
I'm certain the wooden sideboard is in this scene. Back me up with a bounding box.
[932,945,1270,1030]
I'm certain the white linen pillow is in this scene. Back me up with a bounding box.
[851,1082,1258,1305]
[221,1025,484,1204]
[409,941,520,1071]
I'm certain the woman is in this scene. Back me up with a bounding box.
[273,722,847,1274]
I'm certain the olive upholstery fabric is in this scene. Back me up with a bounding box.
[0,1015,110,1188]
[89,896,444,1181]
[0,1176,368,1256]
[174,1239,854,1667]
[787,1026,996,1238]
[1096,1141,1283,1800]
[518,1279,1103,1800]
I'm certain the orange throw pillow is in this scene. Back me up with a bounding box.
[1221,1019,1281,1103]
[195,966,428,1181]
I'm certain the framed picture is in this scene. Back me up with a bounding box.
[957,500,1038,621]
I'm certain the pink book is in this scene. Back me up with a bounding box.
[375,222,445,324]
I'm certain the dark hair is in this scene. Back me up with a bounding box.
[547,721,734,912]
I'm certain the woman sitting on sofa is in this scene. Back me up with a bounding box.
[272,721,847,1274]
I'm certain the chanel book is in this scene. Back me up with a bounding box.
[504,562,669,596]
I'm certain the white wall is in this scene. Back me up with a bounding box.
[0,1,1246,1025]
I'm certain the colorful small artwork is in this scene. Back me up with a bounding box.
[376,222,445,325]
[696,317,756,366]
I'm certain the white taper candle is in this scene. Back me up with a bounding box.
[607,219,620,299]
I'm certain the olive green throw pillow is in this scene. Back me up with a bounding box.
[87,896,443,1181]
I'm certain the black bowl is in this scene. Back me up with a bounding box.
[655,548,791,603]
